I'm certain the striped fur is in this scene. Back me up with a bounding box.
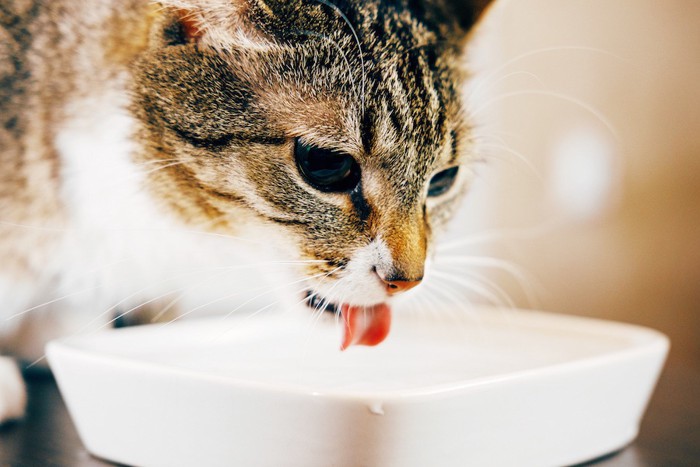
[0,0,493,421]
[132,0,489,282]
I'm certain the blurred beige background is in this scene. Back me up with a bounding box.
[451,0,700,364]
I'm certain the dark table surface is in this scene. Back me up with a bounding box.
[1,357,699,466]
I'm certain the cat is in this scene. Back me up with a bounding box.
[0,0,494,422]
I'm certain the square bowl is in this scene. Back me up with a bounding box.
[47,307,668,467]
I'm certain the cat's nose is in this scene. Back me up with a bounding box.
[380,277,423,296]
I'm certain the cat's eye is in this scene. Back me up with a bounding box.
[294,139,361,192]
[427,166,460,197]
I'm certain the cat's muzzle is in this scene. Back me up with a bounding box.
[304,290,340,314]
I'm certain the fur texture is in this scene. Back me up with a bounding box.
[0,0,493,422]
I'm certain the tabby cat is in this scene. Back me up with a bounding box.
[0,0,493,421]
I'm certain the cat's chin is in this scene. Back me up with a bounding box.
[304,291,392,350]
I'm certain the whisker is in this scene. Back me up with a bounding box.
[311,0,366,113]
[436,220,561,252]
[148,291,185,323]
[5,284,103,321]
[60,158,183,177]
[297,29,360,101]
[213,268,343,344]
[86,266,244,334]
[468,69,547,102]
[81,261,290,331]
[307,276,344,331]
[471,89,618,139]
[476,142,542,180]
[435,255,539,306]
[469,45,630,101]
[418,282,456,321]
[418,280,468,327]
[171,268,341,325]
[0,220,70,233]
[429,270,507,307]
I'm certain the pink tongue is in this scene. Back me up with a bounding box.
[340,303,392,350]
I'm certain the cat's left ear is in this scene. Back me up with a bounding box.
[442,0,496,36]
[155,0,274,47]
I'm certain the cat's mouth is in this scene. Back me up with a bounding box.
[305,291,392,350]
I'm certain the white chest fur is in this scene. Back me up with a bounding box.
[0,90,269,343]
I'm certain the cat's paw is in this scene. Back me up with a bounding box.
[0,357,26,423]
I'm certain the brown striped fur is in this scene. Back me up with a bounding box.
[0,0,493,319]
[130,0,491,281]
[0,0,494,422]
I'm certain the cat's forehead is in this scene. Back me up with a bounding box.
[221,0,466,181]
[285,44,463,169]
[261,34,463,146]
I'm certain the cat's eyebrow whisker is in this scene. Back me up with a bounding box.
[472,130,523,150]
[382,41,447,69]
[475,142,542,181]
[297,29,360,102]
[468,45,629,101]
[467,69,547,104]
[311,0,366,113]
[471,89,619,140]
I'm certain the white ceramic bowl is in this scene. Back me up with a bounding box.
[47,307,668,467]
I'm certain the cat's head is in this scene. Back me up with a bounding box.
[132,0,493,346]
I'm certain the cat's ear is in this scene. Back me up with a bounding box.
[443,0,496,34]
[155,0,272,47]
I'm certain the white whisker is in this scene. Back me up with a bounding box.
[6,284,102,321]
[435,255,539,306]
[469,69,547,101]
[172,268,340,325]
[469,45,629,101]
[477,142,542,180]
[436,220,561,252]
[471,89,618,139]
[430,270,506,307]
[311,0,366,113]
